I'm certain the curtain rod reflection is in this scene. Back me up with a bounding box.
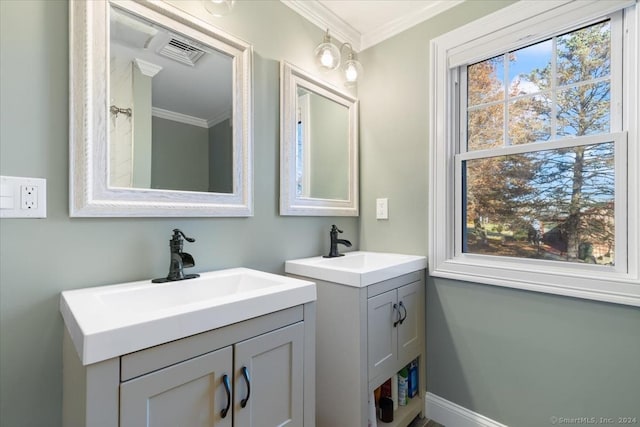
[110,105,132,118]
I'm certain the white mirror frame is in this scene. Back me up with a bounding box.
[70,0,253,217]
[280,62,359,216]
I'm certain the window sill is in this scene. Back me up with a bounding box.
[430,256,640,306]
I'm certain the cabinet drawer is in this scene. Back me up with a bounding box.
[121,306,303,381]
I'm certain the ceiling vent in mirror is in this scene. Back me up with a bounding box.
[158,36,206,66]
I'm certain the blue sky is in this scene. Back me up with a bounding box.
[492,39,553,91]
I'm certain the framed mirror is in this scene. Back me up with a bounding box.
[280,62,359,216]
[70,0,253,217]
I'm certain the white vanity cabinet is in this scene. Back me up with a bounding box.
[287,266,426,427]
[62,304,315,427]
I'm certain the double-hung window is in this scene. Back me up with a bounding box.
[429,0,639,306]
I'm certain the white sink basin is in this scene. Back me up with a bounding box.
[285,251,427,287]
[60,268,316,365]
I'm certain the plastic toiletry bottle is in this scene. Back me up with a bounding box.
[408,360,418,398]
[398,367,409,406]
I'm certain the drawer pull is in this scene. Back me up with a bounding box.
[240,366,251,408]
[399,301,407,325]
[221,374,231,418]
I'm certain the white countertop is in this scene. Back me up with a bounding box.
[285,251,427,287]
[60,268,316,365]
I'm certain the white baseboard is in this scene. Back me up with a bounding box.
[425,392,509,427]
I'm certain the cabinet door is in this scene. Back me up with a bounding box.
[397,280,424,364]
[120,345,233,427]
[234,322,304,427]
[367,289,398,382]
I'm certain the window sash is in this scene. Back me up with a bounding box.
[460,14,623,153]
[454,132,627,275]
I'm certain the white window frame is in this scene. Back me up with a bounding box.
[428,0,640,306]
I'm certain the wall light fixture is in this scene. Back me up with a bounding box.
[314,29,364,86]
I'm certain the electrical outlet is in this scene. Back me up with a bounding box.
[22,185,38,209]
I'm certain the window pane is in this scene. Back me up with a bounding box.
[509,39,552,94]
[508,94,551,144]
[468,104,504,150]
[467,56,504,106]
[557,80,610,137]
[557,21,610,86]
[463,142,615,265]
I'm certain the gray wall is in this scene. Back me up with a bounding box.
[0,1,358,426]
[209,118,233,193]
[358,2,640,426]
[151,116,209,191]
[309,93,349,200]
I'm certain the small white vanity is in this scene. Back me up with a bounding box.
[286,251,428,427]
[60,268,316,427]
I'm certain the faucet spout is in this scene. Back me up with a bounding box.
[336,239,352,247]
[180,252,195,268]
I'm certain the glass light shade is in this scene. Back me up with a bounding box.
[203,0,235,17]
[314,39,341,70]
[343,58,363,86]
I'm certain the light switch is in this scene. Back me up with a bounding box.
[0,183,14,209]
[376,198,388,220]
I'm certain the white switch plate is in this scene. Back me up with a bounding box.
[376,198,388,220]
[0,176,46,218]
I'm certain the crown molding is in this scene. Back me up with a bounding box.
[207,110,232,128]
[152,107,232,128]
[152,107,209,128]
[133,58,163,77]
[281,0,361,51]
[360,0,464,50]
[281,0,464,52]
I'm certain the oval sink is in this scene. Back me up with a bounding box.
[285,251,427,287]
[60,268,316,365]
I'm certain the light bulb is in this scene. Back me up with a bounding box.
[345,63,358,81]
[320,49,335,68]
[314,30,341,70]
[343,57,363,87]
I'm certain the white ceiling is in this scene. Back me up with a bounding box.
[281,0,464,51]
[111,6,232,126]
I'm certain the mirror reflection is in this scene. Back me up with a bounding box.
[109,6,233,193]
[295,87,349,200]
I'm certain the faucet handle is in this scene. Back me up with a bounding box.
[172,228,196,243]
[331,224,343,234]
